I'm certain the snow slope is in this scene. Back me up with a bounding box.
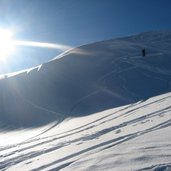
[0,31,171,170]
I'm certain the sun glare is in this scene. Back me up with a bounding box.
[0,28,72,63]
[0,29,15,60]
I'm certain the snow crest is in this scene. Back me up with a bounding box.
[0,31,171,170]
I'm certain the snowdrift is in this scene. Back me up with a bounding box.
[1,89,171,171]
[0,31,171,128]
[0,31,171,171]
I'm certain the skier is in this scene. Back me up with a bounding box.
[142,48,146,57]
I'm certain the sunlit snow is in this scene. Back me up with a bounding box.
[0,31,171,171]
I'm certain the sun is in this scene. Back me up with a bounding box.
[0,29,15,60]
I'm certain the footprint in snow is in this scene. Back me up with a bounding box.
[115,129,121,134]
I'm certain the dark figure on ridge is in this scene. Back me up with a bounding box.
[142,48,146,57]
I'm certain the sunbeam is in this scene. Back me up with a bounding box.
[14,40,72,51]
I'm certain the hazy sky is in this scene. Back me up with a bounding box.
[0,0,171,73]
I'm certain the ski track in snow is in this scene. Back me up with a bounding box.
[0,92,171,171]
[69,52,166,115]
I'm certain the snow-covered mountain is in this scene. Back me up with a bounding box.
[0,31,171,170]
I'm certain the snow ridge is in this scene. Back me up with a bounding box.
[0,31,171,170]
[0,31,171,127]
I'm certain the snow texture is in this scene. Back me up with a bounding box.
[0,31,171,170]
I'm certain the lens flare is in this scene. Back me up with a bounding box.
[14,40,72,51]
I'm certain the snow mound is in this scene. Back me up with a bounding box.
[0,30,171,128]
[0,31,171,171]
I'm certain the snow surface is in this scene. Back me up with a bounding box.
[0,31,171,170]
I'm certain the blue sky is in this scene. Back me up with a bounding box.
[0,0,171,73]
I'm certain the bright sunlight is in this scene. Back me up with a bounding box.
[0,29,15,60]
[0,28,71,63]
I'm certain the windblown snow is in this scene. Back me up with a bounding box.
[0,31,171,171]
